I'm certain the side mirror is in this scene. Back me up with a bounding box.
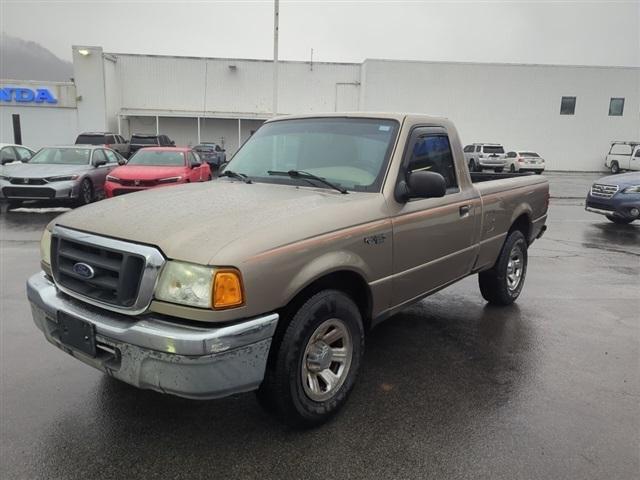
[218,161,229,170]
[395,170,446,202]
[93,159,107,167]
[117,158,126,166]
[170,141,176,146]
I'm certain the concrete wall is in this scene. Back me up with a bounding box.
[72,46,108,132]
[0,105,78,149]
[360,59,640,171]
[112,54,360,116]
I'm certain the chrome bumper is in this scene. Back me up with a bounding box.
[27,271,278,400]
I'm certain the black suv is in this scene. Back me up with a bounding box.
[75,132,129,158]
[129,134,175,156]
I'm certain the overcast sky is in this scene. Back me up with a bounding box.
[1,0,638,67]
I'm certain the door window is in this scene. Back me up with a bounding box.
[14,146,33,161]
[475,145,481,152]
[92,149,107,165]
[104,150,119,164]
[189,152,201,166]
[407,133,458,191]
[506,151,517,158]
[1,147,17,163]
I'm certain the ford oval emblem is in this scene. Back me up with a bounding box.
[72,262,95,279]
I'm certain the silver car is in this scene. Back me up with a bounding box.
[0,145,122,209]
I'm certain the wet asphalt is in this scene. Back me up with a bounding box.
[0,174,638,479]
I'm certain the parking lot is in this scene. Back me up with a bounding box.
[0,173,638,480]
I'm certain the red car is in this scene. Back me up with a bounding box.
[105,147,211,197]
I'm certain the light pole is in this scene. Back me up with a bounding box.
[273,0,279,116]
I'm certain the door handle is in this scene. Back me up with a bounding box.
[459,205,471,217]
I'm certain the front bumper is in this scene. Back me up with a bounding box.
[585,194,640,220]
[0,180,79,201]
[27,271,279,399]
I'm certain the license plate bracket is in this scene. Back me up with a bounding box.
[58,312,97,357]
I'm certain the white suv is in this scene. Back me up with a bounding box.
[605,141,640,174]
[463,143,507,172]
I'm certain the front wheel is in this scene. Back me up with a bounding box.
[479,230,528,305]
[76,179,93,206]
[606,215,634,224]
[257,290,364,427]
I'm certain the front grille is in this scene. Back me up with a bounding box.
[590,183,618,199]
[120,179,157,187]
[51,236,145,307]
[113,188,144,196]
[2,186,55,199]
[9,178,47,185]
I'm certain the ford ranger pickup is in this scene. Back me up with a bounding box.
[27,113,549,427]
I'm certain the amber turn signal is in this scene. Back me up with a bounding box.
[212,270,244,309]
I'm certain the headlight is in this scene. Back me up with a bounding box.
[155,261,244,309]
[156,261,214,308]
[46,174,79,182]
[40,228,52,266]
[106,175,121,183]
[621,185,640,194]
[157,176,182,184]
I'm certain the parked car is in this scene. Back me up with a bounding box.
[463,143,507,172]
[0,146,121,209]
[604,141,640,174]
[505,150,545,174]
[128,134,175,157]
[193,142,226,170]
[585,172,640,224]
[75,132,130,158]
[104,147,211,197]
[28,113,548,427]
[1,143,36,165]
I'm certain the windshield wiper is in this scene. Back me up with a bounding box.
[267,170,348,194]
[220,170,252,184]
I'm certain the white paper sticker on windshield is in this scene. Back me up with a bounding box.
[379,125,391,131]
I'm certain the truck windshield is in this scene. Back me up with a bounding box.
[131,136,159,145]
[223,118,399,192]
[29,147,91,165]
[127,150,185,166]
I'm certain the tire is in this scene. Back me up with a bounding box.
[536,171,543,175]
[479,230,528,306]
[468,160,476,173]
[610,162,620,174]
[509,164,516,173]
[495,168,504,173]
[606,215,634,224]
[257,289,364,428]
[76,178,93,207]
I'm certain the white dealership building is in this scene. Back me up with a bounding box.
[1,45,638,171]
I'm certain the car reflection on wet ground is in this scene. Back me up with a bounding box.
[0,174,638,480]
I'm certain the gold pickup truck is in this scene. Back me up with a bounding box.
[27,113,548,426]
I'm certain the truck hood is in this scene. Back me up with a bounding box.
[2,163,90,179]
[52,179,386,265]
[110,165,188,180]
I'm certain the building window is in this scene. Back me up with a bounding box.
[609,98,625,116]
[560,96,576,115]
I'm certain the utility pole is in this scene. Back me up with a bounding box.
[272,0,279,116]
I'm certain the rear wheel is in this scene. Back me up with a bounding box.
[606,215,634,224]
[479,230,528,306]
[257,290,364,427]
[468,159,476,173]
[509,164,516,173]
[610,162,620,174]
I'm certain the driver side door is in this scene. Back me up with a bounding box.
[391,127,479,307]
